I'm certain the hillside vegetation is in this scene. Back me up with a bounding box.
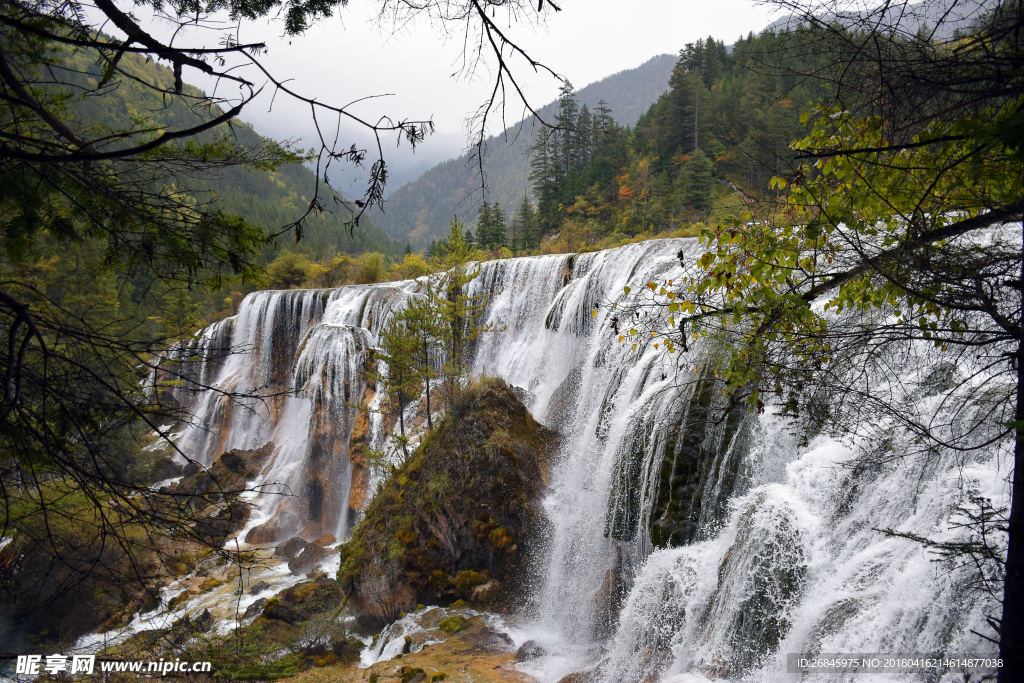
[61,46,402,262]
[368,54,676,249]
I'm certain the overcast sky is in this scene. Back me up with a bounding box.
[149,0,775,140]
[117,0,777,190]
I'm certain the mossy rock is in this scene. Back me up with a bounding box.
[449,599,470,608]
[438,616,469,634]
[199,576,225,592]
[400,668,427,683]
[431,674,448,682]
[453,570,487,592]
[337,378,556,624]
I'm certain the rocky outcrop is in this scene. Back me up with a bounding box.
[337,378,556,628]
[161,443,274,546]
[259,578,343,624]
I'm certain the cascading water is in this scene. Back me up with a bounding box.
[171,237,1007,682]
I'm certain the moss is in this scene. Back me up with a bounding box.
[453,570,487,592]
[199,576,225,592]
[402,635,413,654]
[449,599,469,608]
[400,668,427,683]
[368,674,380,683]
[337,379,555,623]
[438,616,469,634]
[647,368,750,547]
[431,673,448,682]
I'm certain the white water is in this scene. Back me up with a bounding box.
[172,238,1008,681]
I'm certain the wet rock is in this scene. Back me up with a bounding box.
[193,609,214,632]
[398,668,427,683]
[243,597,267,620]
[274,536,309,559]
[288,543,337,574]
[250,581,270,595]
[473,626,515,650]
[515,640,546,661]
[245,520,281,545]
[262,598,299,624]
[555,673,593,683]
[511,385,536,407]
[151,455,184,482]
[470,580,501,604]
[196,500,251,545]
[220,451,245,472]
[182,462,200,477]
[312,532,336,547]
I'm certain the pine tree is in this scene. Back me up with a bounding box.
[681,148,715,213]
[372,311,420,459]
[576,104,593,167]
[428,216,494,408]
[490,202,507,249]
[555,80,579,177]
[398,295,442,431]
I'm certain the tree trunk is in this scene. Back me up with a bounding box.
[423,334,433,431]
[398,392,408,459]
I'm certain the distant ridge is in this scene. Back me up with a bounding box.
[370,54,676,249]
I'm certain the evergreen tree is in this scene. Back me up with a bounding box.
[681,148,715,213]
[576,104,594,167]
[372,310,420,459]
[476,200,507,249]
[555,80,580,178]
[398,295,442,431]
[428,216,494,408]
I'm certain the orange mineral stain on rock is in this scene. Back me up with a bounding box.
[347,387,375,512]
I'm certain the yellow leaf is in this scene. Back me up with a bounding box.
[632,344,637,351]
[618,335,624,342]
[592,309,597,318]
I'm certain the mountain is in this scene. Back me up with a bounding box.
[368,54,677,249]
[62,46,403,259]
[764,0,998,39]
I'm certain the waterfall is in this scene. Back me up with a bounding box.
[175,237,1007,682]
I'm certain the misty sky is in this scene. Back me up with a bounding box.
[115,0,778,188]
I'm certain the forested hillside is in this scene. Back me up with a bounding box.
[419,30,819,256]
[369,54,676,249]
[62,47,402,261]
[524,29,817,244]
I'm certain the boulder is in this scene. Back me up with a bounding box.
[470,580,501,604]
[515,640,547,662]
[150,455,184,482]
[274,536,309,559]
[245,520,280,545]
[288,544,337,575]
[262,598,299,624]
[243,598,267,620]
[312,533,336,547]
[250,581,271,595]
[555,674,593,683]
[336,379,556,625]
